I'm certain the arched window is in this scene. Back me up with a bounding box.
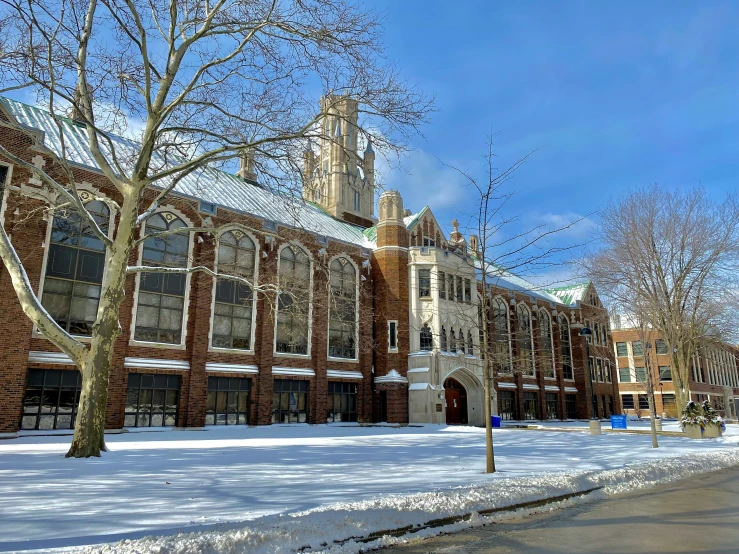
[441,326,447,351]
[459,328,465,354]
[420,323,432,351]
[212,231,256,349]
[134,212,190,344]
[539,310,555,378]
[467,330,474,356]
[449,328,457,353]
[559,314,573,379]
[492,298,511,374]
[328,257,357,359]
[276,245,311,354]
[516,304,534,376]
[41,200,110,335]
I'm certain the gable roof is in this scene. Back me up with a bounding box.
[0,97,373,249]
[545,282,591,308]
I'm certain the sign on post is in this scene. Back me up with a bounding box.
[610,415,627,429]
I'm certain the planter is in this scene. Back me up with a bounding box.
[704,424,723,438]
[589,420,602,436]
[683,424,704,439]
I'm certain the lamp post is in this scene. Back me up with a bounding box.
[579,327,597,418]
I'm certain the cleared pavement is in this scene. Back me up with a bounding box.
[382,465,739,553]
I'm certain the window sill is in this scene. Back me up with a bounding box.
[33,329,92,343]
[129,340,187,351]
[387,348,399,354]
[544,377,557,380]
[327,356,359,364]
[209,347,256,356]
[273,351,311,359]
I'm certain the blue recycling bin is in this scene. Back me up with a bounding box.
[491,415,502,428]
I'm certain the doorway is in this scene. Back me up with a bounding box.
[444,378,468,424]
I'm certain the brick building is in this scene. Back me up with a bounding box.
[611,320,739,419]
[0,95,618,435]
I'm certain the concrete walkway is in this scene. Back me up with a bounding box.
[383,465,739,553]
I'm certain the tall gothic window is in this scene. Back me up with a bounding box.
[212,230,256,349]
[559,314,573,379]
[516,304,534,376]
[459,328,466,354]
[450,328,457,353]
[467,330,474,356]
[276,245,311,354]
[328,258,357,359]
[492,298,511,374]
[420,323,433,351]
[41,200,110,336]
[539,310,555,378]
[441,326,447,351]
[134,212,190,344]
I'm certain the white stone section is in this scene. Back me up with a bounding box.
[124,358,190,370]
[375,369,408,384]
[272,367,315,377]
[28,351,75,365]
[205,362,258,374]
[326,370,363,380]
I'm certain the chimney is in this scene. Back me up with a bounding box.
[68,85,86,124]
[238,149,257,182]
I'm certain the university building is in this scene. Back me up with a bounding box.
[611,320,739,419]
[0,95,619,435]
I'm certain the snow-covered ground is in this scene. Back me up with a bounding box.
[1,424,738,553]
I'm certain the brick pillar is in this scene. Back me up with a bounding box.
[185,234,215,427]
[254,237,278,425]
[0,193,48,433]
[310,264,328,424]
[371,191,410,423]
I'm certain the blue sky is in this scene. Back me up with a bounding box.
[369,0,739,281]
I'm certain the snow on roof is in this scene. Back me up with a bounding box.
[0,97,373,249]
[545,282,590,308]
[483,265,565,305]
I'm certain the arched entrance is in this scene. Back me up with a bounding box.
[444,378,468,425]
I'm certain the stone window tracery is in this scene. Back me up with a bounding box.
[276,245,311,355]
[212,230,257,350]
[134,212,190,344]
[41,200,110,336]
[516,304,534,376]
[328,257,357,359]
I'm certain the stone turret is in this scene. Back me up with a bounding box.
[302,95,377,228]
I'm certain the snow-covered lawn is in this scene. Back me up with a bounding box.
[2,424,738,553]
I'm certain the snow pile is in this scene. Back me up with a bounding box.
[73,448,739,554]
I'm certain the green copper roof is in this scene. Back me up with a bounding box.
[545,282,591,307]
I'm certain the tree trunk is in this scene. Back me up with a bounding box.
[67,194,137,458]
[648,395,659,449]
[483,361,495,473]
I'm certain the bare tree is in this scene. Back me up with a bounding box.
[0,0,430,457]
[631,310,660,448]
[587,186,739,413]
[446,136,586,473]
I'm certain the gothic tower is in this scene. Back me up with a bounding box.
[371,190,410,422]
[302,95,377,228]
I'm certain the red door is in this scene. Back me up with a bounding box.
[445,388,461,424]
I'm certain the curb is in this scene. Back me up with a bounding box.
[310,486,602,551]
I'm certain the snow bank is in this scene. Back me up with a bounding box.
[73,448,739,554]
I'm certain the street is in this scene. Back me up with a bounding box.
[382,465,739,554]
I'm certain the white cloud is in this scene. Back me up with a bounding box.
[529,211,597,239]
[375,148,469,213]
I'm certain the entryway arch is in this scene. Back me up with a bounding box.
[443,367,484,426]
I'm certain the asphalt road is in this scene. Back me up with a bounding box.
[381,465,739,554]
